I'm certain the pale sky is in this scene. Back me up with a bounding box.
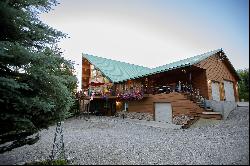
[39,0,249,90]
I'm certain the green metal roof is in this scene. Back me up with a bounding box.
[82,54,151,83]
[148,48,222,75]
[83,48,238,83]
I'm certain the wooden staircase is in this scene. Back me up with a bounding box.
[181,92,222,128]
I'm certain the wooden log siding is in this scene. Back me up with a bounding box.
[82,58,91,89]
[115,80,143,94]
[126,92,204,119]
[194,53,239,101]
[191,69,209,99]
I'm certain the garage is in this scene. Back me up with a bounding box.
[211,82,220,101]
[154,103,172,123]
[224,80,235,101]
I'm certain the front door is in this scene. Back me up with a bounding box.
[224,80,235,101]
[211,82,220,101]
[154,103,172,123]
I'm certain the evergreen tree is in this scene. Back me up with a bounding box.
[237,69,249,101]
[0,0,77,152]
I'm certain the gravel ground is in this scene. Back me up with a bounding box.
[0,106,249,165]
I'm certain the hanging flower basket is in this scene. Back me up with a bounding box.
[117,91,144,101]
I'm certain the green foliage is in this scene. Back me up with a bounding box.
[68,99,80,117]
[25,159,68,165]
[0,0,77,148]
[237,69,249,101]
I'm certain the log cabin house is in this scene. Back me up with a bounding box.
[81,49,240,125]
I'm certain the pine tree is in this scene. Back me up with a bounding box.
[0,0,77,152]
[237,69,249,101]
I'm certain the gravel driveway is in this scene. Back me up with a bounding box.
[0,107,249,165]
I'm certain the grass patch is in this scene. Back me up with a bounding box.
[190,118,221,128]
[24,159,68,165]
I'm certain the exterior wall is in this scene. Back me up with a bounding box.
[126,92,204,119]
[191,69,209,99]
[115,79,143,94]
[82,58,113,96]
[194,54,239,101]
[82,58,91,89]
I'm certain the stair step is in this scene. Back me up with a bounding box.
[200,112,222,120]
[202,111,221,115]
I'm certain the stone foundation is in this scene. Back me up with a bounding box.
[115,111,153,121]
[172,115,192,125]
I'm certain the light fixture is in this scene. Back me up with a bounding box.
[116,101,121,106]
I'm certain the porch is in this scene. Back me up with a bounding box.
[115,65,208,99]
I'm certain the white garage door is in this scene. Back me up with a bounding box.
[211,82,220,101]
[155,103,172,123]
[224,81,235,101]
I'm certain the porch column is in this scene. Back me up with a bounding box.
[189,72,192,91]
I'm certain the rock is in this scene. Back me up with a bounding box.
[173,114,192,125]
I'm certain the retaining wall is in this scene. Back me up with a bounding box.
[205,100,237,119]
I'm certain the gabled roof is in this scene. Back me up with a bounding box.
[82,54,151,83]
[83,48,239,83]
[147,48,222,75]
